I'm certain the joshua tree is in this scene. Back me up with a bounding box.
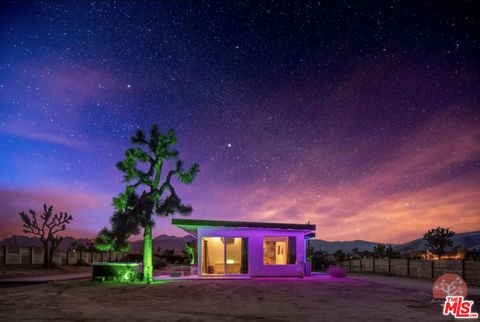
[423,227,455,259]
[351,247,359,258]
[334,249,346,262]
[94,227,130,253]
[19,204,72,268]
[385,245,400,259]
[184,241,196,265]
[97,125,199,283]
[373,244,386,258]
[306,247,329,271]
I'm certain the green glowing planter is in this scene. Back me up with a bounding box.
[92,262,141,283]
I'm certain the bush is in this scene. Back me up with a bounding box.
[125,253,143,262]
[153,256,167,269]
[327,265,347,278]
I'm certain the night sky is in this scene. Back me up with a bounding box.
[1,1,479,243]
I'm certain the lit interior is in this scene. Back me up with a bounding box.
[263,237,288,265]
[201,237,243,274]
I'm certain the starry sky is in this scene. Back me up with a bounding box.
[0,1,479,243]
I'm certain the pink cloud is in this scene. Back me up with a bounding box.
[181,112,480,243]
[0,127,89,150]
[0,186,112,239]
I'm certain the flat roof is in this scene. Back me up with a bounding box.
[172,218,316,232]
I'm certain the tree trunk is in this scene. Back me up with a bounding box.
[49,246,55,267]
[43,242,50,268]
[143,224,153,284]
[50,245,59,267]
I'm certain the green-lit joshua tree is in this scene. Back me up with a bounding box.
[184,241,196,265]
[97,125,199,283]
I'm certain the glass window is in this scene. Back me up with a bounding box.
[201,237,225,274]
[263,237,296,265]
[201,237,249,275]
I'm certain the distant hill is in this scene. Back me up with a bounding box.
[0,235,91,251]
[309,231,480,254]
[393,231,480,253]
[2,231,478,255]
[0,234,194,254]
[309,239,397,253]
[131,234,195,254]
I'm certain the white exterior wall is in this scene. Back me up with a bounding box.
[197,226,308,277]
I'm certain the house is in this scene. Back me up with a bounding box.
[172,218,316,277]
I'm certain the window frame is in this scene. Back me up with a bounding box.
[262,236,297,266]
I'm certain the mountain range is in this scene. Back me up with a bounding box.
[1,231,478,254]
[310,231,480,253]
[393,231,480,253]
[0,235,92,251]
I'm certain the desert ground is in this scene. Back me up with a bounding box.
[0,265,90,279]
[1,273,475,321]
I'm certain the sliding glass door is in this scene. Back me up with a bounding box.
[201,237,248,275]
[202,237,225,275]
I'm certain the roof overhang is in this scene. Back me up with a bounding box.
[172,218,316,238]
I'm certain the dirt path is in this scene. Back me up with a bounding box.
[0,276,458,321]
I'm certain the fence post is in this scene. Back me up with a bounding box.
[30,247,33,265]
[349,260,352,272]
[373,258,375,273]
[407,258,410,277]
[388,258,391,275]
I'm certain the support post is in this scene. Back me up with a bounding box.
[431,260,434,279]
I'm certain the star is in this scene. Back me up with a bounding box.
[0,0,477,245]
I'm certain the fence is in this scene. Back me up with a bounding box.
[0,245,124,266]
[339,258,480,285]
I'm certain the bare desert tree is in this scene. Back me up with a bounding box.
[19,204,73,267]
[423,226,455,259]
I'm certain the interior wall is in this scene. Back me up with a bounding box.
[225,238,242,264]
[202,237,224,274]
[263,237,288,265]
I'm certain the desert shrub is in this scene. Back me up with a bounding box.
[327,265,346,278]
[125,253,143,262]
[153,256,167,269]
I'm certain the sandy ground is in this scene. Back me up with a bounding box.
[1,274,473,321]
[0,265,90,279]
[349,273,480,296]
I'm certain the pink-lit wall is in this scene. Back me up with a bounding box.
[197,227,309,277]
